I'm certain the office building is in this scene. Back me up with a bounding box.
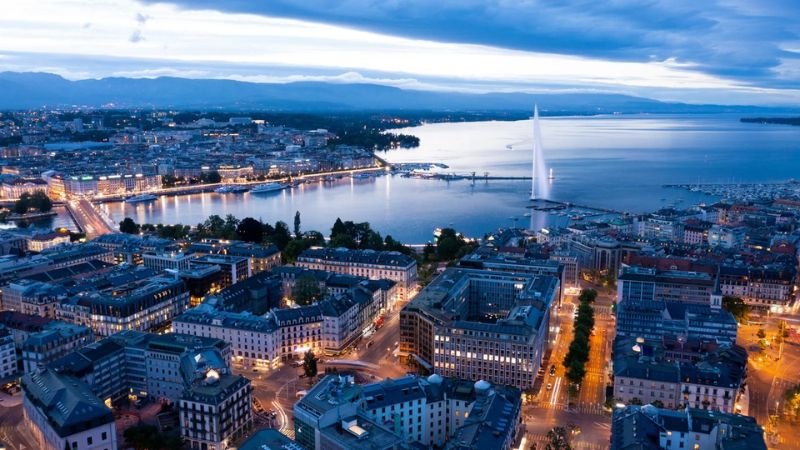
[400,268,559,390]
[297,248,417,301]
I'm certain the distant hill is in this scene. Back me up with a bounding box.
[740,117,800,126]
[0,71,795,114]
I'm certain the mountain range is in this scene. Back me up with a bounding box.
[0,72,796,114]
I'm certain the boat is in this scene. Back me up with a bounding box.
[215,185,249,194]
[548,168,555,180]
[125,194,158,203]
[523,212,532,217]
[250,182,288,194]
[352,173,372,180]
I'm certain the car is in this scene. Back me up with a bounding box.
[546,383,552,390]
[549,365,556,376]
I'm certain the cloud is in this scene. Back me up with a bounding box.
[82,22,91,29]
[135,12,150,24]
[1,0,799,105]
[129,29,144,43]
[147,0,800,88]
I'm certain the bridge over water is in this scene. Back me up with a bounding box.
[65,199,115,238]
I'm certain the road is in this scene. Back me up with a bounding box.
[0,395,35,450]
[66,199,115,238]
[737,316,800,449]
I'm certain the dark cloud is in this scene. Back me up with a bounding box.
[143,0,800,87]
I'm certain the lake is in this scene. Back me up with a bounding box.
[64,114,800,243]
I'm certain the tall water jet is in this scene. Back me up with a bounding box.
[531,105,550,200]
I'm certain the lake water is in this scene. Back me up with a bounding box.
[69,115,800,243]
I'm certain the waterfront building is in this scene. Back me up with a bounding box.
[22,368,117,450]
[400,268,559,390]
[27,231,71,253]
[611,405,766,450]
[296,248,417,302]
[0,177,48,199]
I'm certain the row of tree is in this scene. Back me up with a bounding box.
[12,190,52,214]
[563,289,596,385]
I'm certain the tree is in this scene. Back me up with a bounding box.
[200,170,221,184]
[650,400,665,408]
[436,228,465,260]
[303,350,319,379]
[204,215,225,237]
[12,195,28,214]
[223,214,239,239]
[271,221,292,250]
[331,217,347,238]
[722,296,750,323]
[629,397,644,406]
[284,239,313,264]
[29,190,52,212]
[294,211,302,237]
[292,275,322,306]
[236,217,264,243]
[545,426,572,450]
[119,217,140,234]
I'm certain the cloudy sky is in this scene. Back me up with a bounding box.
[1,0,799,104]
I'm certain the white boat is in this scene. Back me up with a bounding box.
[351,173,372,180]
[250,182,288,194]
[215,185,249,194]
[125,194,158,203]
